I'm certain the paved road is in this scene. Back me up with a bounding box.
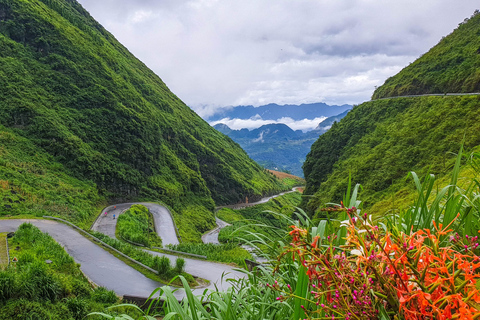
[1,219,245,298]
[215,187,300,211]
[203,187,301,244]
[91,203,179,245]
[0,219,163,297]
[201,217,231,244]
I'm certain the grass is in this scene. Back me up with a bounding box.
[116,204,162,247]
[217,191,302,245]
[0,233,7,269]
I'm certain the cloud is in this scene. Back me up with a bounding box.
[210,116,327,132]
[77,0,479,113]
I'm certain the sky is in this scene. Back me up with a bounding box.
[76,0,478,120]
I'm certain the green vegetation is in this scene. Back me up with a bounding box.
[372,10,480,99]
[0,0,285,239]
[218,192,302,244]
[167,243,252,266]
[91,231,196,286]
[116,204,161,247]
[0,223,119,320]
[0,125,103,228]
[304,11,480,218]
[303,96,480,217]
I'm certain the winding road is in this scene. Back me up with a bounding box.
[1,213,245,299]
[1,188,301,298]
[202,187,301,244]
[92,202,179,245]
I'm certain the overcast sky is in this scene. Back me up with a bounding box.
[76,0,478,118]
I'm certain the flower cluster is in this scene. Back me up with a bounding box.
[273,214,480,319]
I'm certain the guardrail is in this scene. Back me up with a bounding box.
[152,247,207,260]
[372,92,480,101]
[43,216,159,275]
[121,237,207,260]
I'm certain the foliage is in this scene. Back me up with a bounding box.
[167,242,252,266]
[0,0,285,238]
[153,256,171,276]
[275,212,480,319]
[117,204,161,247]
[174,258,185,275]
[302,95,480,217]
[372,10,480,99]
[0,223,119,319]
[0,125,103,227]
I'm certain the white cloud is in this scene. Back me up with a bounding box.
[210,116,327,132]
[77,0,479,113]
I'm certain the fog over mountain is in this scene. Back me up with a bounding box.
[207,102,351,132]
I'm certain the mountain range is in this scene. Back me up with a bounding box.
[214,110,350,177]
[205,102,352,122]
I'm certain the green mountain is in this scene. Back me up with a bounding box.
[302,11,480,217]
[0,0,283,241]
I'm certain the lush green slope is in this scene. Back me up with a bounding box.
[372,11,480,99]
[303,12,480,217]
[0,0,283,238]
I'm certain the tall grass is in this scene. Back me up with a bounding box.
[167,243,252,265]
[388,146,480,242]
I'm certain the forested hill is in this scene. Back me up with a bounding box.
[372,11,480,99]
[0,0,283,240]
[302,11,480,217]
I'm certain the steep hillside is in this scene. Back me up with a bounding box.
[372,11,480,99]
[0,0,283,240]
[303,12,480,217]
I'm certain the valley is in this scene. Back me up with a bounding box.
[1,0,480,319]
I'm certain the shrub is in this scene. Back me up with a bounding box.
[153,256,171,276]
[91,287,118,305]
[66,297,88,320]
[0,271,16,302]
[174,258,185,275]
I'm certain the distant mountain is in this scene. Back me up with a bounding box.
[206,102,352,122]
[214,111,350,177]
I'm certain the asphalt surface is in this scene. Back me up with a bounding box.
[201,217,230,244]
[1,219,246,299]
[203,187,300,244]
[91,203,179,245]
[215,187,299,210]
[0,219,163,297]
